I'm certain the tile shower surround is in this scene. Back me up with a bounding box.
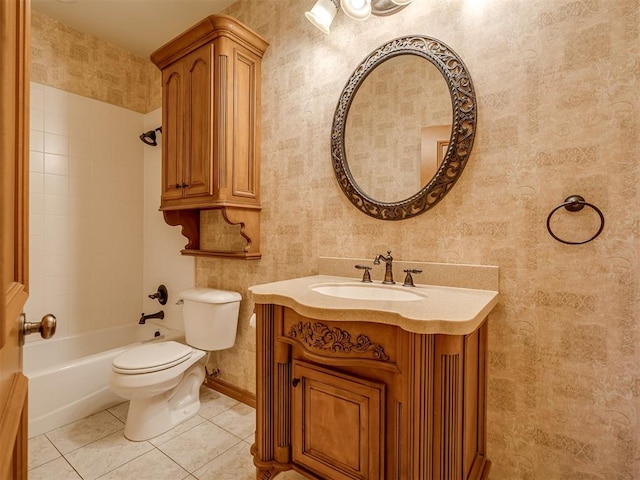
[30,0,640,478]
[25,83,144,339]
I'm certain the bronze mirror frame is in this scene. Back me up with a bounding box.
[331,35,477,220]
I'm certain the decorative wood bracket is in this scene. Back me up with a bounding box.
[162,206,261,259]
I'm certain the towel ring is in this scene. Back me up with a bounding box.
[546,195,604,245]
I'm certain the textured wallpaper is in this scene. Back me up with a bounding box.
[30,10,160,114]
[195,0,640,478]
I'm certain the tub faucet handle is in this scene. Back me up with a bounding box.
[148,284,168,305]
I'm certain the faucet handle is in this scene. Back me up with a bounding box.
[402,268,422,287]
[355,265,373,283]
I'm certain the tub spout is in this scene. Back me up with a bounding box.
[139,310,164,324]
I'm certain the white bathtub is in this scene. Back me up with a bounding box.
[24,321,184,438]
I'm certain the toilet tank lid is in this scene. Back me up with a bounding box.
[179,288,242,304]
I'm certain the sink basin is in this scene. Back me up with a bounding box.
[310,283,426,301]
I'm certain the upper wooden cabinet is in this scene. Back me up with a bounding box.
[151,15,268,259]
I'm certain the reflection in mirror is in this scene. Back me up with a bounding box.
[331,35,477,220]
[345,55,452,203]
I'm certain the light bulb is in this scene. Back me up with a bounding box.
[340,0,372,21]
[305,0,338,34]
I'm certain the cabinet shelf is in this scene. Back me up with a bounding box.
[162,207,261,259]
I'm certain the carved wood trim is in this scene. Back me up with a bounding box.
[439,353,460,479]
[221,206,260,256]
[217,53,227,189]
[410,334,435,479]
[287,321,390,361]
[162,206,262,258]
[277,362,291,449]
[162,209,200,250]
[256,304,275,462]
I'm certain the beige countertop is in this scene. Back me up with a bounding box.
[249,275,499,335]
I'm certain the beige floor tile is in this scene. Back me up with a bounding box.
[28,434,61,470]
[64,430,154,480]
[148,414,206,447]
[96,448,189,480]
[27,457,81,480]
[211,402,256,439]
[106,401,129,423]
[45,410,125,454]
[192,441,256,480]
[197,387,239,420]
[156,421,241,473]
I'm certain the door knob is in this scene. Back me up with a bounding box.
[20,313,57,345]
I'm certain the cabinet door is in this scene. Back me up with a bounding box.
[161,61,185,201]
[292,361,385,480]
[183,46,212,199]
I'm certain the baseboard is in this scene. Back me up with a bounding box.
[203,377,256,409]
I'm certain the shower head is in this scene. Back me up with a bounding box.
[139,127,162,146]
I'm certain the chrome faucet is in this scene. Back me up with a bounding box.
[373,250,395,284]
[139,310,164,324]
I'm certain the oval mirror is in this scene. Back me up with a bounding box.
[331,36,477,220]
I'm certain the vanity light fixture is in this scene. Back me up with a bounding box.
[305,0,412,34]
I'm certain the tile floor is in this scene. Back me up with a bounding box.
[28,387,308,480]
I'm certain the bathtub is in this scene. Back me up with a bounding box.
[24,320,184,438]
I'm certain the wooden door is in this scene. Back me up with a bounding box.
[0,0,30,478]
[183,45,212,199]
[161,61,185,202]
[292,360,385,480]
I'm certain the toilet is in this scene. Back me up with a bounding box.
[109,288,241,441]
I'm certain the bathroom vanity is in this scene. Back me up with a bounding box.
[250,264,498,480]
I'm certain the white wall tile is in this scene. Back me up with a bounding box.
[30,82,44,110]
[31,109,44,131]
[30,151,44,172]
[30,130,44,152]
[30,193,44,215]
[44,85,68,115]
[43,194,68,216]
[44,112,68,136]
[44,174,68,196]
[30,172,44,194]
[44,154,68,176]
[44,133,68,156]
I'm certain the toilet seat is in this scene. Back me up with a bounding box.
[113,341,193,374]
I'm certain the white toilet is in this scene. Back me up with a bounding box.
[110,288,241,441]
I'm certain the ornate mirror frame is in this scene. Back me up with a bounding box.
[331,35,477,220]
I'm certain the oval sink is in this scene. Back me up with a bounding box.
[310,283,426,301]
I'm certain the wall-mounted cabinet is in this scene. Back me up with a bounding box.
[151,15,268,259]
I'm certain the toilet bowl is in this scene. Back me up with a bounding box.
[109,288,241,441]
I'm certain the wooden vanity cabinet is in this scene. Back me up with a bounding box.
[150,15,268,258]
[254,304,491,480]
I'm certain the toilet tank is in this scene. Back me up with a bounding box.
[179,288,242,351]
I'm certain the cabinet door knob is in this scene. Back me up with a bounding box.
[292,378,300,387]
[182,183,188,188]
[175,184,181,189]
